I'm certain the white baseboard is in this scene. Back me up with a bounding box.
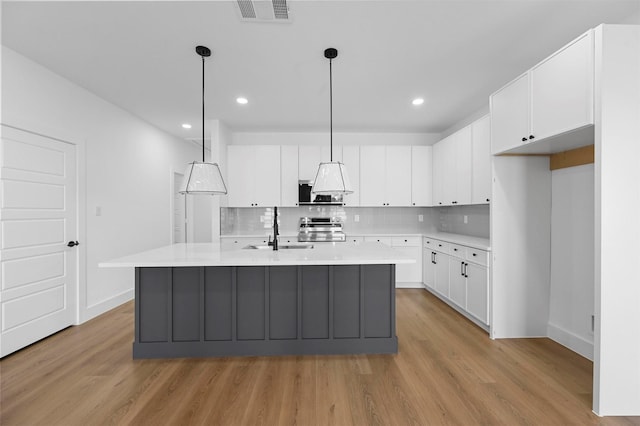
[79,289,134,324]
[396,282,424,288]
[547,322,594,361]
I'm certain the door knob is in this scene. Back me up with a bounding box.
[67,241,79,247]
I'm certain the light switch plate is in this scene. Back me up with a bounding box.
[463,215,468,224]
[418,214,423,222]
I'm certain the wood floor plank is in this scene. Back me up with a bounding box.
[1,289,638,425]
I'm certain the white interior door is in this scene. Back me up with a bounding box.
[1,125,77,357]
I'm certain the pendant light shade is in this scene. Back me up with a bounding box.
[312,161,353,195]
[179,161,227,194]
[179,45,227,195]
[311,48,353,196]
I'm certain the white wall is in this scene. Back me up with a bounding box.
[593,24,640,416]
[438,105,490,140]
[210,119,232,240]
[491,156,551,338]
[548,164,594,360]
[232,131,440,146]
[1,47,199,323]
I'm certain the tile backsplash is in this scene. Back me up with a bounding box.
[221,204,489,238]
[436,204,490,238]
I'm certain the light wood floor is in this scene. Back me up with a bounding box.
[1,289,638,426]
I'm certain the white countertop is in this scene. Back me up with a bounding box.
[100,242,416,268]
[422,232,491,251]
[221,232,491,251]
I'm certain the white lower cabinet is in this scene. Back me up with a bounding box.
[422,236,490,328]
[365,235,422,287]
[422,249,435,289]
[449,257,467,308]
[466,263,488,324]
[433,251,450,296]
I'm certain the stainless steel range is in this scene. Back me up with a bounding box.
[298,217,346,242]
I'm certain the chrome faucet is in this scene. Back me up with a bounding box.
[269,206,279,251]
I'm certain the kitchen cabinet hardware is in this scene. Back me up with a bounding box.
[460,261,465,276]
[472,253,477,256]
[529,135,535,139]
[486,198,490,202]
[521,137,528,142]
[67,240,79,247]
[453,248,458,251]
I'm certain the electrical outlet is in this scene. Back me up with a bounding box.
[418,214,424,222]
[354,214,360,222]
[463,215,468,224]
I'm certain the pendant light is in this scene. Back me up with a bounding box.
[311,48,353,196]
[179,45,227,195]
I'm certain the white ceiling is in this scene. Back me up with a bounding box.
[2,1,639,140]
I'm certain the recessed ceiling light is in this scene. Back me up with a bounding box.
[182,123,192,129]
[412,98,425,106]
[236,97,248,105]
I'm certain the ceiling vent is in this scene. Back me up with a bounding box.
[236,0,291,22]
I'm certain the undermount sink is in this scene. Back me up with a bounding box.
[244,243,314,250]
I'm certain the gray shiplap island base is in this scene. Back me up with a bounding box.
[100,242,412,359]
[134,264,396,359]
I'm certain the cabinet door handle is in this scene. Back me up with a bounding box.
[521,137,528,142]
[529,135,535,139]
[433,252,437,264]
[464,263,468,278]
[461,261,465,276]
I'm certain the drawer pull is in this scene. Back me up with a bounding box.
[460,261,465,276]
[472,253,477,256]
[453,248,457,251]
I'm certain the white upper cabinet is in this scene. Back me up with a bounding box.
[280,145,299,207]
[432,128,471,206]
[227,145,281,207]
[385,146,412,206]
[298,145,324,181]
[359,146,386,206]
[341,145,360,206]
[298,145,342,182]
[471,115,491,204]
[453,126,472,205]
[490,73,530,154]
[360,145,412,206]
[432,138,446,206]
[530,30,594,141]
[411,146,432,206]
[491,29,594,154]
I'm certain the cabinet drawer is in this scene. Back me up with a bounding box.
[423,237,437,249]
[466,247,488,266]
[450,243,466,259]
[432,240,450,254]
[391,236,421,247]
[364,236,392,246]
[346,236,364,244]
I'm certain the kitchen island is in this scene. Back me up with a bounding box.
[101,242,413,359]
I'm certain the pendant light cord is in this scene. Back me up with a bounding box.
[202,55,206,163]
[329,58,333,162]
